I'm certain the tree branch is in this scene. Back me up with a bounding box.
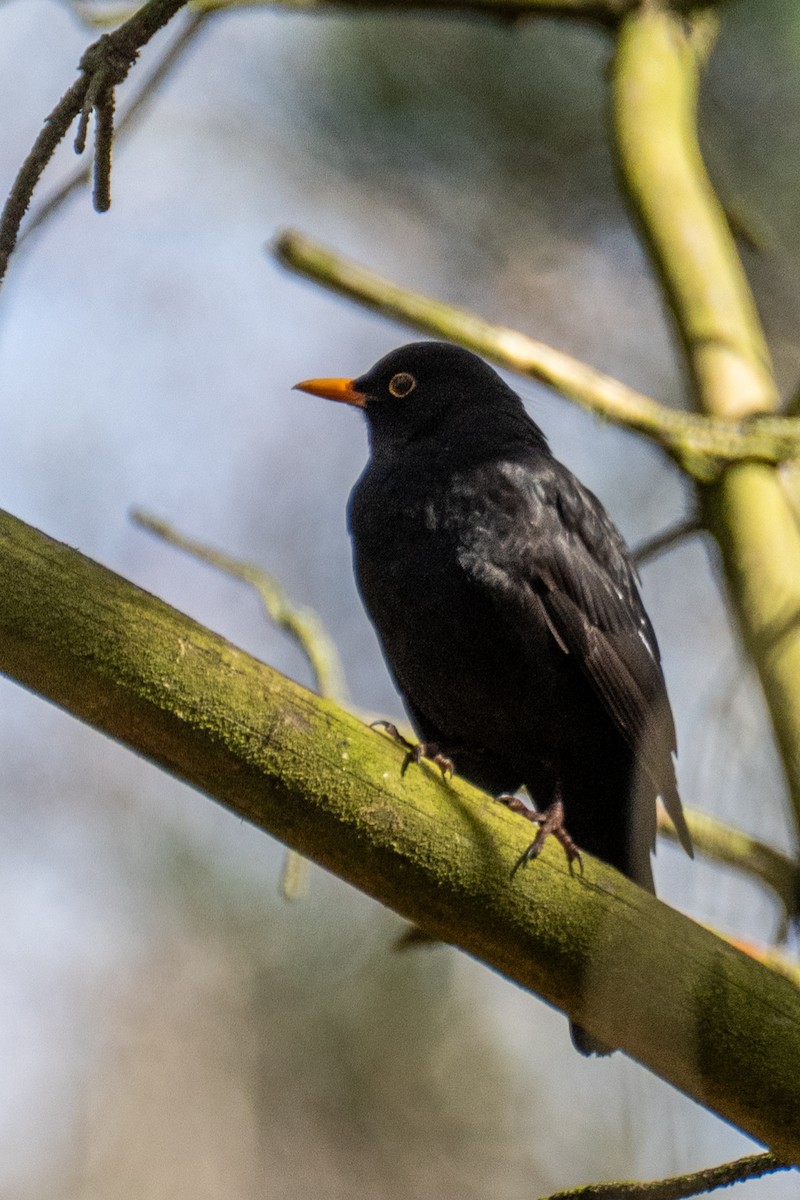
[272,231,800,482]
[611,7,800,840]
[132,505,345,902]
[149,0,731,24]
[612,9,773,418]
[632,518,703,565]
[131,508,347,703]
[537,1150,789,1200]
[1,505,800,1159]
[69,0,708,32]
[656,807,800,928]
[0,0,189,285]
[18,11,210,249]
[133,509,800,917]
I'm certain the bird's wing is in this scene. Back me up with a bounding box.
[458,459,692,857]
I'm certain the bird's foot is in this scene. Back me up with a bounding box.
[370,721,454,780]
[495,795,584,876]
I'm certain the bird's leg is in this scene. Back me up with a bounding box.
[370,721,454,780]
[495,794,584,876]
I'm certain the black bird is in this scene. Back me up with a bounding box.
[295,341,693,1054]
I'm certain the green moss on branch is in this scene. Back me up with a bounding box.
[1,507,800,1158]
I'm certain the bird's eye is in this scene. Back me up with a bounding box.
[388,372,416,398]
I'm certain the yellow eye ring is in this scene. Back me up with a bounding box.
[388,372,416,398]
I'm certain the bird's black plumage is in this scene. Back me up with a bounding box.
[296,341,692,1054]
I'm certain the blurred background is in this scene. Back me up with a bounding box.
[0,0,799,1195]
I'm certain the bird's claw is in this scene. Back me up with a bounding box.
[429,752,455,779]
[371,721,454,780]
[371,720,414,751]
[496,795,584,877]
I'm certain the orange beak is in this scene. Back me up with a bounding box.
[293,377,366,408]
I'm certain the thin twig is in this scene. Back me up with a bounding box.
[132,509,346,702]
[92,81,116,211]
[0,77,90,281]
[632,518,703,566]
[538,1151,790,1200]
[69,0,630,31]
[657,806,800,928]
[131,508,348,901]
[0,0,190,287]
[19,12,209,246]
[272,231,800,482]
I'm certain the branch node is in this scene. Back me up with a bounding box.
[73,34,137,210]
[78,33,139,88]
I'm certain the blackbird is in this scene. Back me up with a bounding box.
[295,340,693,1054]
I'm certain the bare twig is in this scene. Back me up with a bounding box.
[90,61,118,211]
[132,509,346,702]
[73,0,732,27]
[19,12,209,247]
[0,0,190,286]
[0,77,89,281]
[272,231,800,482]
[632,518,703,566]
[538,1151,790,1200]
[131,508,348,901]
[657,806,800,929]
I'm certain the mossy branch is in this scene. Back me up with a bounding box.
[273,231,800,483]
[611,7,800,840]
[131,505,347,901]
[134,510,800,921]
[131,509,347,703]
[1,505,800,1159]
[612,9,774,419]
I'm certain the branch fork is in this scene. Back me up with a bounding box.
[74,34,138,210]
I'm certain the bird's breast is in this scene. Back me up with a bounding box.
[346,464,562,749]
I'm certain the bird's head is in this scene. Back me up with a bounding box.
[294,341,537,451]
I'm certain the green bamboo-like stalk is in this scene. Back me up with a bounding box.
[611,7,800,839]
[1,505,799,1159]
[612,10,775,419]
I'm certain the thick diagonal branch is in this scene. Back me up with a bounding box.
[0,506,799,1160]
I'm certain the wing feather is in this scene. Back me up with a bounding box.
[456,459,693,858]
